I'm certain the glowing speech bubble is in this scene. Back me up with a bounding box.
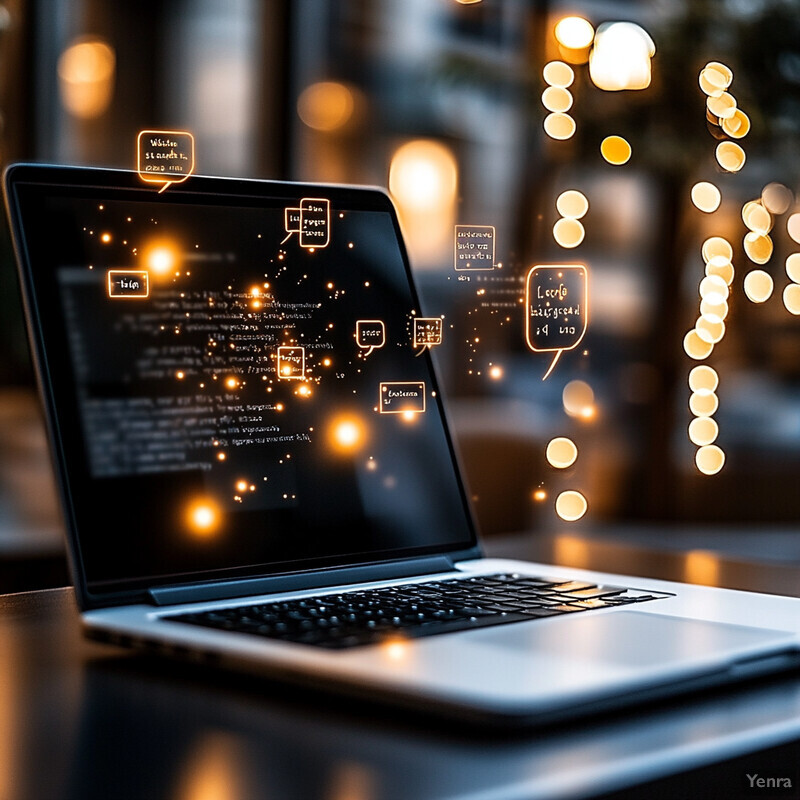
[454,225,495,271]
[137,130,195,193]
[379,381,426,414]
[355,320,386,357]
[276,346,306,380]
[525,264,588,380]
[107,269,149,299]
[412,317,443,351]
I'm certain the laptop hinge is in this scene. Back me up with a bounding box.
[147,555,456,607]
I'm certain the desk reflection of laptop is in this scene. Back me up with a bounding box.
[5,163,800,725]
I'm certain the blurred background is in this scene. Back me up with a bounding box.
[3,0,800,592]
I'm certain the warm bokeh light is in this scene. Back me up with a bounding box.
[546,437,578,469]
[600,135,632,165]
[554,16,595,49]
[328,415,366,453]
[695,316,725,344]
[555,490,588,521]
[543,60,574,88]
[235,480,248,493]
[743,270,774,303]
[185,498,221,537]
[691,182,721,213]
[685,549,720,585]
[562,380,594,417]
[743,233,773,265]
[786,253,800,283]
[543,112,576,140]
[297,81,356,132]
[715,141,746,172]
[689,417,719,447]
[699,275,729,305]
[555,190,588,219]
[742,201,772,235]
[533,489,547,502]
[553,217,585,248]
[389,139,457,268]
[689,365,719,394]
[696,444,725,476]
[142,240,180,277]
[488,365,503,380]
[707,91,737,120]
[389,139,457,213]
[699,298,728,324]
[783,284,800,315]
[787,213,800,245]
[762,183,793,215]
[683,329,713,360]
[225,377,239,390]
[57,37,116,119]
[722,109,750,139]
[702,236,733,263]
[705,258,734,286]
[689,391,718,418]
[589,22,655,91]
[541,86,573,113]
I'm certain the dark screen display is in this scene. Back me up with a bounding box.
[9,170,476,598]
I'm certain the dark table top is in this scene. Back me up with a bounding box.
[2,585,800,800]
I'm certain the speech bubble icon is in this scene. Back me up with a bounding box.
[412,317,443,350]
[137,130,195,193]
[276,346,306,380]
[299,197,330,249]
[355,320,386,357]
[454,225,495,271]
[525,264,588,380]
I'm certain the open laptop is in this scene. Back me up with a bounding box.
[5,163,800,725]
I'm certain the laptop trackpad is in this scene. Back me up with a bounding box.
[466,610,792,668]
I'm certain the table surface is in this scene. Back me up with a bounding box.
[1,585,800,800]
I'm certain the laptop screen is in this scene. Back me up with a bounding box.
[7,168,477,600]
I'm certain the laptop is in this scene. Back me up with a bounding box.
[5,163,800,725]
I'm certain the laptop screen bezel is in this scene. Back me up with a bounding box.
[4,164,483,610]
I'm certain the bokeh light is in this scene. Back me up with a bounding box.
[743,232,773,265]
[555,190,588,219]
[554,16,595,50]
[543,112,576,140]
[689,365,719,394]
[743,270,774,303]
[600,135,632,165]
[185,498,221,537]
[589,22,655,91]
[691,182,721,213]
[297,81,356,132]
[555,490,588,521]
[696,445,725,476]
[57,37,116,119]
[553,217,585,248]
[542,86,573,113]
[543,61,574,88]
[689,417,719,447]
[545,437,578,469]
[563,380,594,417]
[783,284,800,315]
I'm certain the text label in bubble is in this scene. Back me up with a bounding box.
[379,381,426,414]
[137,130,195,193]
[355,320,386,357]
[454,225,495,271]
[299,198,330,249]
[107,269,149,299]
[413,317,443,349]
[525,264,588,380]
[277,346,306,380]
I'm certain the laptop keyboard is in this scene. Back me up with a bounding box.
[166,573,672,649]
